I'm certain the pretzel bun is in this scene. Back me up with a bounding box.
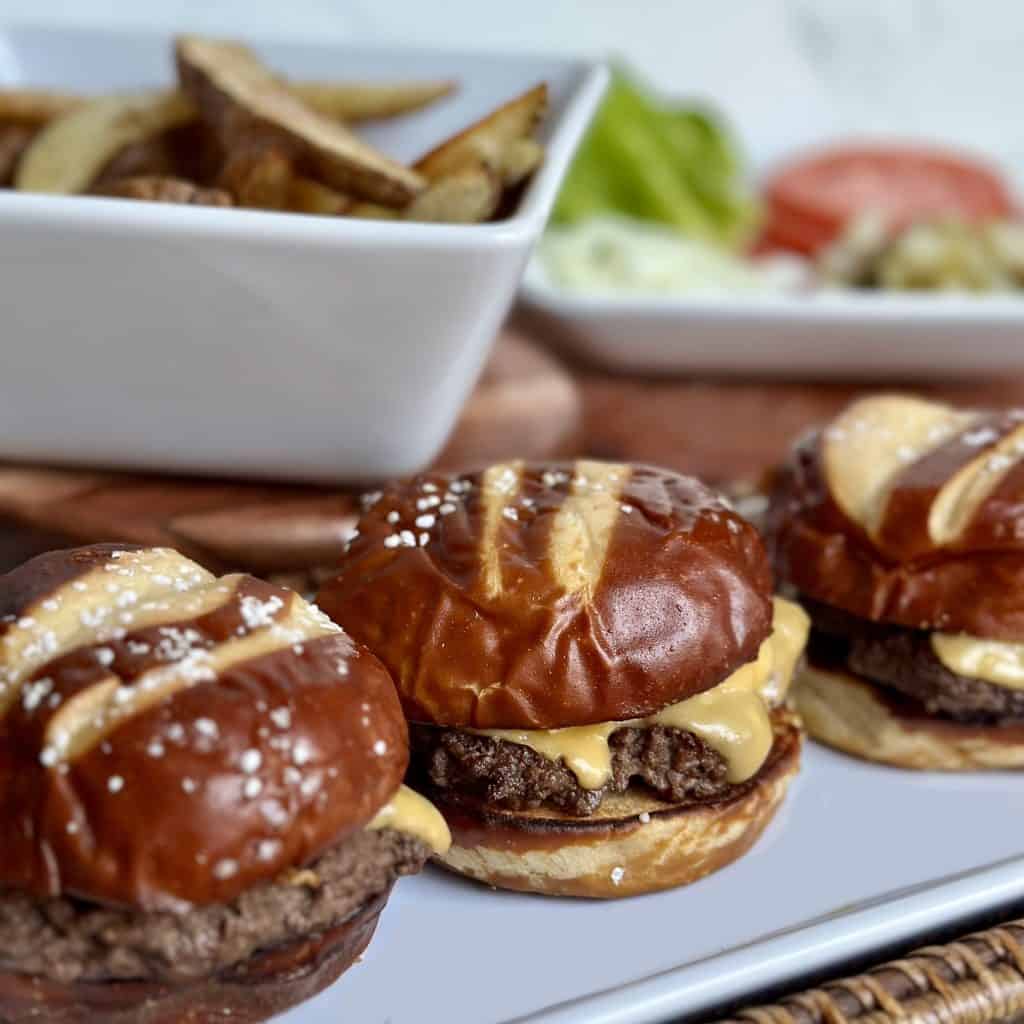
[317,460,773,729]
[769,395,1024,638]
[0,544,406,910]
[795,661,1024,771]
[0,889,387,1024]
[430,709,801,898]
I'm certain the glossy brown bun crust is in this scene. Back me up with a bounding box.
[795,662,1024,771]
[769,398,1024,639]
[318,461,773,730]
[0,545,407,910]
[0,889,388,1024]
[428,709,801,898]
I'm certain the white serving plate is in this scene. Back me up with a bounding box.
[519,53,1024,379]
[283,741,1024,1024]
[0,26,606,482]
[520,273,1024,377]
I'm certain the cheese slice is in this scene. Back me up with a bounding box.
[931,633,1024,690]
[368,784,451,855]
[474,596,809,789]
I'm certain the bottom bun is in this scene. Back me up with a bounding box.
[0,889,389,1024]
[430,709,802,899]
[796,661,1024,771]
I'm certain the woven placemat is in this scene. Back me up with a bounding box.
[717,915,1024,1024]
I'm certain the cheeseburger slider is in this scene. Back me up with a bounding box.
[318,460,809,898]
[769,394,1024,770]
[0,544,449,1023]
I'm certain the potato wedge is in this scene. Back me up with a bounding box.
[218,144,294,210]
[94,175,233,207]
[0,124,35,186]
[291,80,455,122]
[176,35,423,207]
[287,176,350,215]
[404,163,502,223]
[346,200,401,220]
[500,136,545,186]
[415,84,547,182]
[15,90,194,194]
[0,88,83,125]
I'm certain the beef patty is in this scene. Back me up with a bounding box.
[410,723,733,817]
[805,599,1024,724]
[0,827,427,986]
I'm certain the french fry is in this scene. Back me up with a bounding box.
[218,145,294,210]
[286,175,351,215]
[415,84,547,183]
[404,163,502,223]
[291,80,455,122]
[15,90,194,194]
[0,88,84,125]
[176,35,423,207]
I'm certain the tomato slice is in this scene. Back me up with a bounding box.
[759,145,1016,255]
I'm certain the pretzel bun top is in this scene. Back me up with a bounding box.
[770,394,1024,638]
[317,461,773,730]
[0,545,406,910]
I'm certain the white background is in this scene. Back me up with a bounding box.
[1,0,1023,179]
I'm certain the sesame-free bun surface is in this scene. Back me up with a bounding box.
[0,544,406,910]
[427,709,801,898]
[318,461,773,730]
[770,395,1024,639]
[795,661,1024,771]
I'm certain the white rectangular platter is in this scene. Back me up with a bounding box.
[520,277,1024,379]
[283,741,1024,1023]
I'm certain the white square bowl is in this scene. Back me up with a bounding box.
[0,26,606,483]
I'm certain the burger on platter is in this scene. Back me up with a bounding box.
[319,460,808,898]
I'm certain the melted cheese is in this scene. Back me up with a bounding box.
[368,784,451,855]
[475,596,809,789]
[931,633,1024,690]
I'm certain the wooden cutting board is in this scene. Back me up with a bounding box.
[0,330,580,578]
[566,363,1024,485]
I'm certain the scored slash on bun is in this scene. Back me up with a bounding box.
[769,395,1024,638]
[318,460,773,729]
[0,544,407,910]
[430,709,802,899]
